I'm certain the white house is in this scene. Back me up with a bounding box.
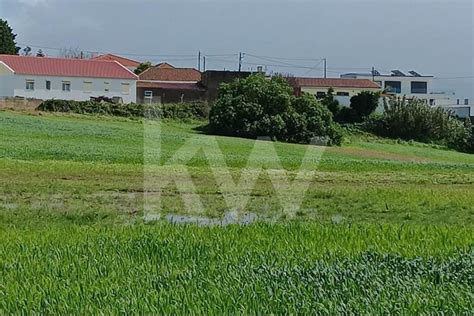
[341,70,472,118]
[341,70,437,103]
[0,55,138,103]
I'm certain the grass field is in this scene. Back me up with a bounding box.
[0,110,473,313]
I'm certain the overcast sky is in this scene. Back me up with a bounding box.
[1,0,473,97]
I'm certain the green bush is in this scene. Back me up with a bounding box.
[37,100,210,120]
[209,74,342,145]
[365,97,473,152]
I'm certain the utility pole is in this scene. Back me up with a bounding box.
[323,58,327,78]
[203,56,206,72]
[238,52,244,72]
[198,51,201,71]
[371,66,375,81]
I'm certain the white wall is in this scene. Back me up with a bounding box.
[341,73,435,101]
[2,74,136,103]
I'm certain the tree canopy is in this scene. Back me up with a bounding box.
[0,19,20,55]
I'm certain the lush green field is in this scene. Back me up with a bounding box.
[0,110,473,313]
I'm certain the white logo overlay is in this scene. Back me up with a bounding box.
[143,119,327,224]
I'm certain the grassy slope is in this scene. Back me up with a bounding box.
[0,110,473,313]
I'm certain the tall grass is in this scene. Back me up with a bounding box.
[1,224,472,314]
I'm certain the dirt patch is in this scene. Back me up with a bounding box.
[0,98,42,111]
[327,146,429,163]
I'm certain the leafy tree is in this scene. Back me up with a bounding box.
[22,46,32,56]
[366,96,472,152]
[321,88,341,117]
[36,49,45,57]
[135,61,152,75]
[0,19,20,55]
[349,91,380,120]
[209,74,342,145]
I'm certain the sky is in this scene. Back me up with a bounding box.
[1,0,473,97]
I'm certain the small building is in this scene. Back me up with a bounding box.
[201,70,253,102]
[92,54,141,72]
[0,55,138,103]
[289,77,381,106]
[137,63,205,104]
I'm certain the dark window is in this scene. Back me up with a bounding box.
[315,92,326,99]
[465,99,469,105]
[429,99,434,106]
[46,81,51,90]
[411,81,427,94]
[385,81,401,93]
[457,99,460,105]
[336,92,350,96]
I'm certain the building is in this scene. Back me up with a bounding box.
[342,69,471,117]
[92,54,141,72]
[289,77,381,106]
[201,70,253,102]
[341,70,437,103]
[0,55,138,103]
[137,63,205,104]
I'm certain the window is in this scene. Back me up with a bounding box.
[83,81,93,93]
[46,81,51,90]
[465,99,469,105]
[429,99,435,106]
[144,90,153,99]
[62,82,71,92]
[336,92,350,96]
[457,99,460,105]
[104,82,110,92]
[121,83,130,95]
[411,81,427,94]
[385,81,401,94]
[315,92,326,99]
[25,80,35,91]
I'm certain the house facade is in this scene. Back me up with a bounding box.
[0,55,138,103]
[289,77,382,106]
[341,70,436,103]
[137,63,205,104]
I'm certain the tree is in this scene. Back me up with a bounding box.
[36,49,45,57]
[60,47,91,59]
[321,88,341,117]
[22,46,32,56]
[0,19,20,55]
[349,91,380,120]
[209,74,342,145]
[134,61,152,75]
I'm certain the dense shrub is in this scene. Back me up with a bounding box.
[335,91,380,123]
[37,99,210,120]
[209,74,342,145]
[366,97,473,152]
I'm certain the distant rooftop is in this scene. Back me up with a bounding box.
[342,70,433,78]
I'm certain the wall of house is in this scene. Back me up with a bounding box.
[3,74,137,103]
[201,71,252,102]
[341,73,435,101]
[136,87,205,104]
[0,64,16,97]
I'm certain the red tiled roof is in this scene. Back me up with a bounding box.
[156,63,175,69]
[92,54,140,68]
[137,81,205,91]
[294,78,381,89]
[0,55,138,80]
[139,65,201,81]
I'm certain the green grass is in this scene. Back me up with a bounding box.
[0,110,473,313]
